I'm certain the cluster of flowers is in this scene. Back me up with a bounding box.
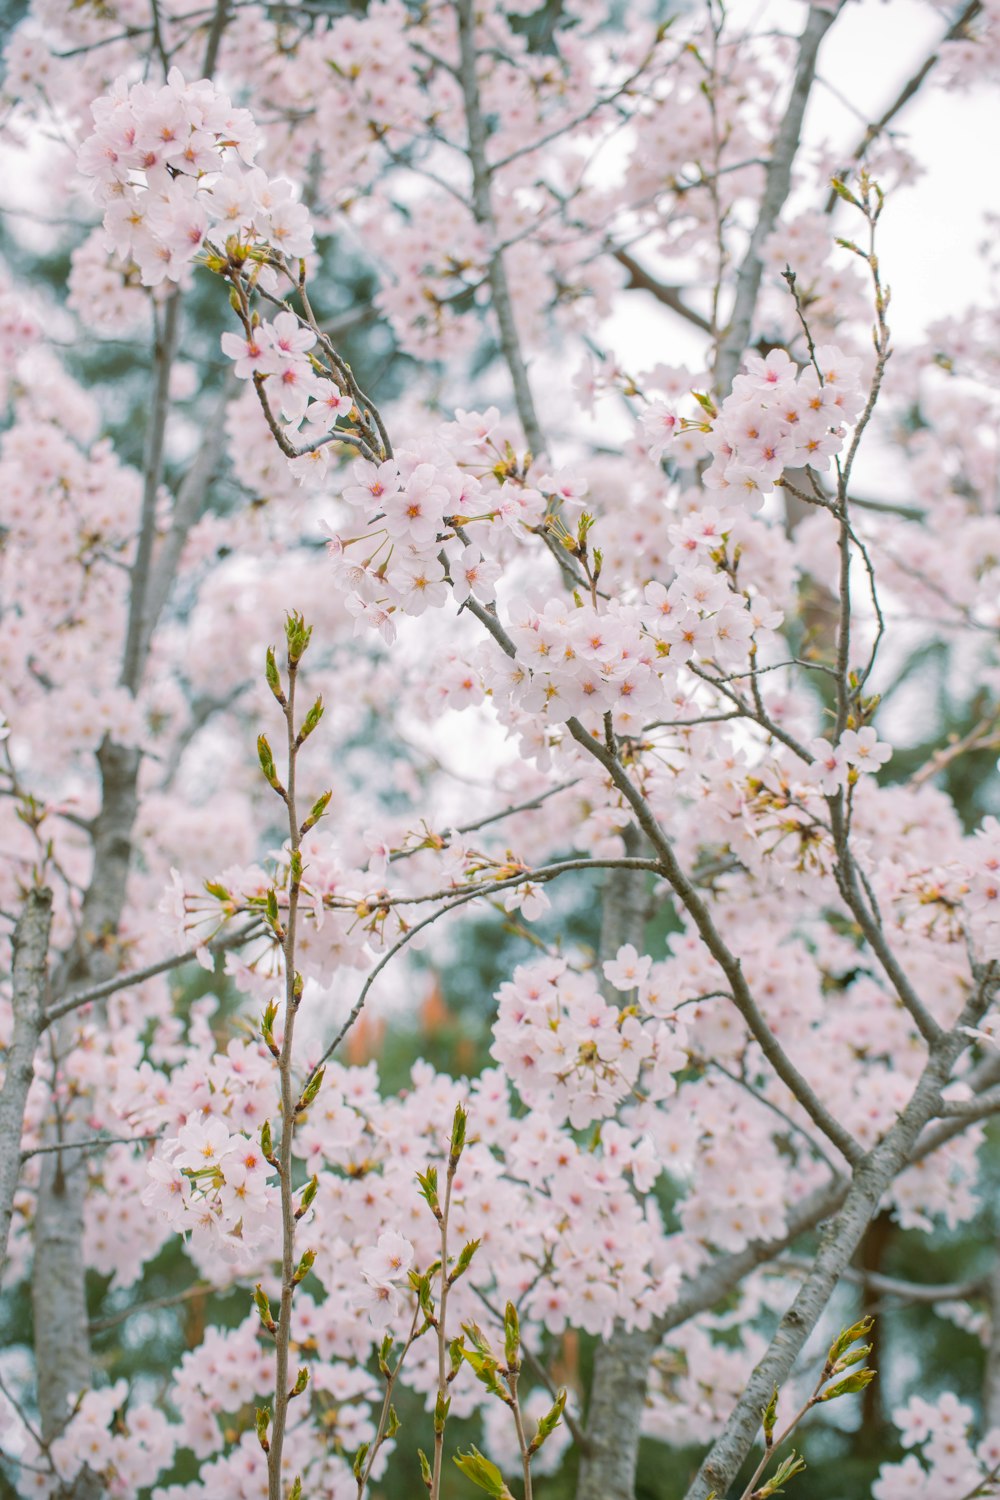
[490,951,688,1129]
[804,726,893,794]
[16,1383,177,1499]
[355,1228,416,1330]
[77,68,312,287]
[143,1115,279,1261]
[872,1393,1000,1500]
[222,311,352,438]
[644,347,867,507]
[961,815,1000,961]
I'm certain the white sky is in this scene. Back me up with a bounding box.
[610,0,999,371]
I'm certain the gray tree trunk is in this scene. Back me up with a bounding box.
[33,743,139,1499]
[575,828,657,1500]
[0,888,52,1274]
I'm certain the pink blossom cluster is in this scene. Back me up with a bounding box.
[700,347,867,508]
[804,725,893,795]
[77,68,312,287]
[872,1393,1000,1500]
[144,1116,279,1265]
[17,1383,177,1499]
[962,815,1000,961]
[491,951,687,1129]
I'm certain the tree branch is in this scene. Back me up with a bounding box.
[456,0,545,459]
[43,920,264,1026]
[612,247,713,333]
[822,1,983,214]
[683,983,995,1499]
[715,2,843,394]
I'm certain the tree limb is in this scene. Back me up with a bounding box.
[715,2,843,395]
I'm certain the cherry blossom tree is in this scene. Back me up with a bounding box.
[1,2,1000,1499]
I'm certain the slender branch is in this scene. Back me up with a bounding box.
[611,247,713,332]
[21,1133,156,1162]
[456,0,544,458]
[121,293,181,695]
[200,0,229,74]
[564,717,864,1167]
[935,1085,1000,1123]
[682,981,995,1500]
[822,1,983,213]
[267,636,305,1500]
[43,920,264,1025]
[303,855,661,1087]
[910,714,1000,789]
[778,1257,984,1305]
[89,1283,220,1335]
[708,1059,840,1179]
[828,797,944,1046]
[387,779,580,857]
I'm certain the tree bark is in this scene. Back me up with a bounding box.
[984,1242,1000,1432]
[0,888,52,1275]
[575,829,657,1500]
[683,1025,977,1500]
[32,744,139,1494]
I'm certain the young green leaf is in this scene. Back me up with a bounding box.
[528,1389,567,1454]
[452,1446,513,1497]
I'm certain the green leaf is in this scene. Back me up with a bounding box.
[264,646,285,704]
[255,1406,271,1453]
[386,1404,400,1439]
[296,1067,324,1115]
[829,177,861,208]
[757,1451,806,1497]
[528,1389,566,1454]
[408,1270,435,1319]
[460,1346,505,1399]
[265,888,281,935]
[300,788,332,835]
[295,1175,319,1221]
[418,1449,432,1491]
[257,734,280,789]
[290,1366,309,1398]
[819,1368,877,1402]
[297,694,324,745]
[450,1102,468,1165]
[285,610,313,665]
[253,1282,276,1334]
[352,1442,369,1481]
[261,999,279,1057]
[761,1383,779,1444]
[293,1248,316,1285]
[452,1446,512,1497]
[449,1238,481,1285]
[416,1167,439,1214]
[827,1315,874,1367]
[503,1301,520,1372]
[462,1321,492,1356]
